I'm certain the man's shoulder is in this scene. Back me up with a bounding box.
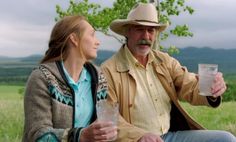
[152,49,173,62]
[153,49,170,57]
[101,53,119,67]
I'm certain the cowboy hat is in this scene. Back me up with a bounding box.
[110,3,168,36]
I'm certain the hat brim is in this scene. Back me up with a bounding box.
[110,19,168,36]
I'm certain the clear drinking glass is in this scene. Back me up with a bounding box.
[96,100,119,125]
[96,100,119,141]
[198,64,218,96]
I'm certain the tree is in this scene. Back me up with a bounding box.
[56,0,194,54]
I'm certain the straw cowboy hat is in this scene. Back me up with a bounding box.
[110,3,168,36]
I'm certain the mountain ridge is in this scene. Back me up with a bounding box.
[0,47,236,74]
[172,47,236,74]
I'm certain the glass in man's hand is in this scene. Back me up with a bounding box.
[198,64,218,96]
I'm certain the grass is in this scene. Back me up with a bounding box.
[181,102,236,135]
[0,85,23,142]
[0,85,23,100]
[0,85,235,141]
[0,100,23,142]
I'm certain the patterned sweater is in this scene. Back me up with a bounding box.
[22,61,107,142]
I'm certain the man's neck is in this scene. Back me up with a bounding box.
[136,55,148,67]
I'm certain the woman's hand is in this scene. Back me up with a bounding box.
[79,120,118,142]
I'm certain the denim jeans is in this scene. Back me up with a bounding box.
[161,130,236,142]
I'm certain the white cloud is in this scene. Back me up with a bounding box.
[162,0,236,49]
[0,19,51,57]
[0,0,235,57]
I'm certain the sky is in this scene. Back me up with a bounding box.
[0,0,235,57]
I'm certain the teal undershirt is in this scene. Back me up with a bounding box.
[62,62,94,128]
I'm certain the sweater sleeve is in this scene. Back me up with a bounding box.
[23,69,67,142]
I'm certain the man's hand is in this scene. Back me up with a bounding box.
[211,72,227,98]
[138,133,164,142]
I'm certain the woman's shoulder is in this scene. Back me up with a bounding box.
[27,62,58,83]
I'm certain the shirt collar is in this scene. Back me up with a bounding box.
[61,61,89,85]
[124,44,155,67]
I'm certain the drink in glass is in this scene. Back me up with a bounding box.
[96,100,119,141]
[198,64,218,96]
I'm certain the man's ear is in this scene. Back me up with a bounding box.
[69,33,79,47]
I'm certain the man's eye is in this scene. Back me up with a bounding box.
[148,28,155,32]
[136,28,144,31]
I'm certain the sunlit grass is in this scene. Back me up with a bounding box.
[181,102,236,135]
[0,100,23,142]
[0,85,23,100]
[0,85,23,142]
[0,85,235,141]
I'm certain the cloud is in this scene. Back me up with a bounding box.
[0,0,235,57]
[0,0,69,57]
[162,0,236,49]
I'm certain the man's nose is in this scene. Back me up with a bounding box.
[142,30,150,39]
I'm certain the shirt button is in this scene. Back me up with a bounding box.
[161,127,164,133]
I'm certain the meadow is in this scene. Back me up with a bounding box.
[0,85,23,142]
[0,85,235,142]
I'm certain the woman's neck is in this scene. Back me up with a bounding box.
[63,57,85,83]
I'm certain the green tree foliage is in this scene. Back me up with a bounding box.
[55,0,195,53]
[223,75,236,102]
[223,82,236,102]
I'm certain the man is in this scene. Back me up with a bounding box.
[101,3,235,142]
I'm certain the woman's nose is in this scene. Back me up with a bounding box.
[96,38,100,46]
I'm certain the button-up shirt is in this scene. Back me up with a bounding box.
[62,62,93,127]
[125,46,171,135]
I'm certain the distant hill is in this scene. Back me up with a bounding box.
[19,54,42,63]
[96,47,236,74]
[0,47,236,84]
[94,50,115,65]
[172,47,236,74]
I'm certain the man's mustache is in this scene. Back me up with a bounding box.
[137,39,152,46]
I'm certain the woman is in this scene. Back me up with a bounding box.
[22,15,117,142]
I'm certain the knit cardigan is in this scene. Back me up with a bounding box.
[22,61,107,142]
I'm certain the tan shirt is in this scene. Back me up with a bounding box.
[125,46,171,135]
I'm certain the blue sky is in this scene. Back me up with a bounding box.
[0,0,235,57]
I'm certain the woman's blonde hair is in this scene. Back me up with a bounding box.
[40,15,86,63]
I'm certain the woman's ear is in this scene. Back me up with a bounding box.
[69,33,79,47]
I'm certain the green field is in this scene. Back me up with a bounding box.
[0,85,235,141]
[182,102,236,134]
[0,85,23,142]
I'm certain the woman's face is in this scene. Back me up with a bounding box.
[79,20,100,60]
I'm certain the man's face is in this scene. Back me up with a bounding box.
[126,25,157,58]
